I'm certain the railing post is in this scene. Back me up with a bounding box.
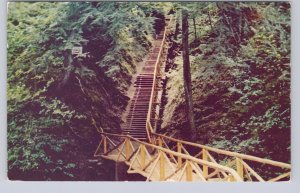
[186,161,193,182]
[151,135,156,145]
[158,137,162,147]
[159,152,165,181]
[202,148,208,178]
[236,157,244,180]
[125,138,131,160]
[141,144,146,169]
[177,142,182,168]
[103,136,107,154]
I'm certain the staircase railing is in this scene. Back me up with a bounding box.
[94,132,243,182]
[151,133,291,181]
[146,15,173,143]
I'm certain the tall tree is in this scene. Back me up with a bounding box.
[181,7,196,140]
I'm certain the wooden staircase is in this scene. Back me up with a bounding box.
[121,28,166,140]
[94,16,291,182]
[122,74,154,140]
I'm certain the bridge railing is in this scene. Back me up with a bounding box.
[151,133,291,182]
[146,16,174,143]
[94,132,243,182]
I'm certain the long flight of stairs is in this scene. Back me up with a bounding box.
[94,15,292,182]
[122,32,165,140]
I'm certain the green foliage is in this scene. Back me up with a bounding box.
[163,2,290,164]
[7,2,162,180]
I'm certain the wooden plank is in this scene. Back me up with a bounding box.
[158,137,162,147]
[93,137,104,157]
[125,138,131,160]
[159,152,165,180]
[194,150,202,158]
[162,153,177,174]
[186,161,193,181]
[268,172,290,182]
[236,157,244,179]
[241,160,264,182]
[103,136,107,154]
[104,140,126,157]
[206,151,228,178]
[127,146,141,172]
[177,142,182,168]
[161,139,178,164]
[143,153,159,171]
[244,166,253,181]
[146,154,160,181]
[164,163,185,181]
[178,162,188,181]
[116,140,126,161]
[202,149,208,178]
[190,162,206,181]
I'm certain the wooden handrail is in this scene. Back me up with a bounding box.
[97,131,243,181]
[146,16,173,142]
[152,133,291,169]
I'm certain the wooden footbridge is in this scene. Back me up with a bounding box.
[94,16,291,182]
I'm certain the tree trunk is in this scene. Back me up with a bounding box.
[240,14,245,43]
[208,11,213,31]
[193,17,197,40]
[181,8,196,140]
[174,19,180,40]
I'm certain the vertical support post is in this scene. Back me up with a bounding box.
[152,136,156,145]
[159,152,165,181]
[202,148,208,178]
[177,142,182,168]
[158,137,162,147]
[103,136,107,154]
[236,157,244,180]
[125,138,131,160]
[140,144,146,169]
[150,135,156,153]
[186,161,193,181]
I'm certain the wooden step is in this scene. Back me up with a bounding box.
[131,101,150,104]
[135,77,154,80]
[129,105,149,108]
[135,80,153,82]
[128,111,148,114]
[129,134,147,138]
[135,85,154,87]
[133,93,152,96]
[128,110,148,113]
[130,102,151,105]
[125,131,146,134]
[136,82,153,85]
[130,122,146,125]
[136,76,154,78]
[129,123,147,126]
[128,119,147,122]
[134,82,154,84]
[123,129,146,132]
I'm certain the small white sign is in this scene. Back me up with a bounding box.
[72,47,82,55]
